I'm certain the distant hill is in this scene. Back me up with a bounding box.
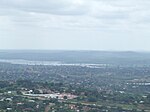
[0,50,150,65]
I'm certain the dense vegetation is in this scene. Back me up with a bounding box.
[0,80,150,112]
[0,51,150,111]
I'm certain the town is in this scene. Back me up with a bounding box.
[0,61,150,112]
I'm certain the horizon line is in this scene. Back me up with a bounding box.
[0,49,150,53]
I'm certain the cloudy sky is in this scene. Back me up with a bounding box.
[0,0,150,51]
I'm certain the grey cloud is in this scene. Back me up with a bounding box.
[0,0,150,31]
[0,0,88,15]
[1,0,150,50]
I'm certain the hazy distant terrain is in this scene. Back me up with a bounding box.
[0,50,150,66]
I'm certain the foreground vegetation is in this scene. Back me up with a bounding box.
[0,79,150,112]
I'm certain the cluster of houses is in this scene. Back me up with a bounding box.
[21,89,77,100]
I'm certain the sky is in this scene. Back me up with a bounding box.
[0,0,150,51]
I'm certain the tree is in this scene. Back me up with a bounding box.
[64,96,67,100]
